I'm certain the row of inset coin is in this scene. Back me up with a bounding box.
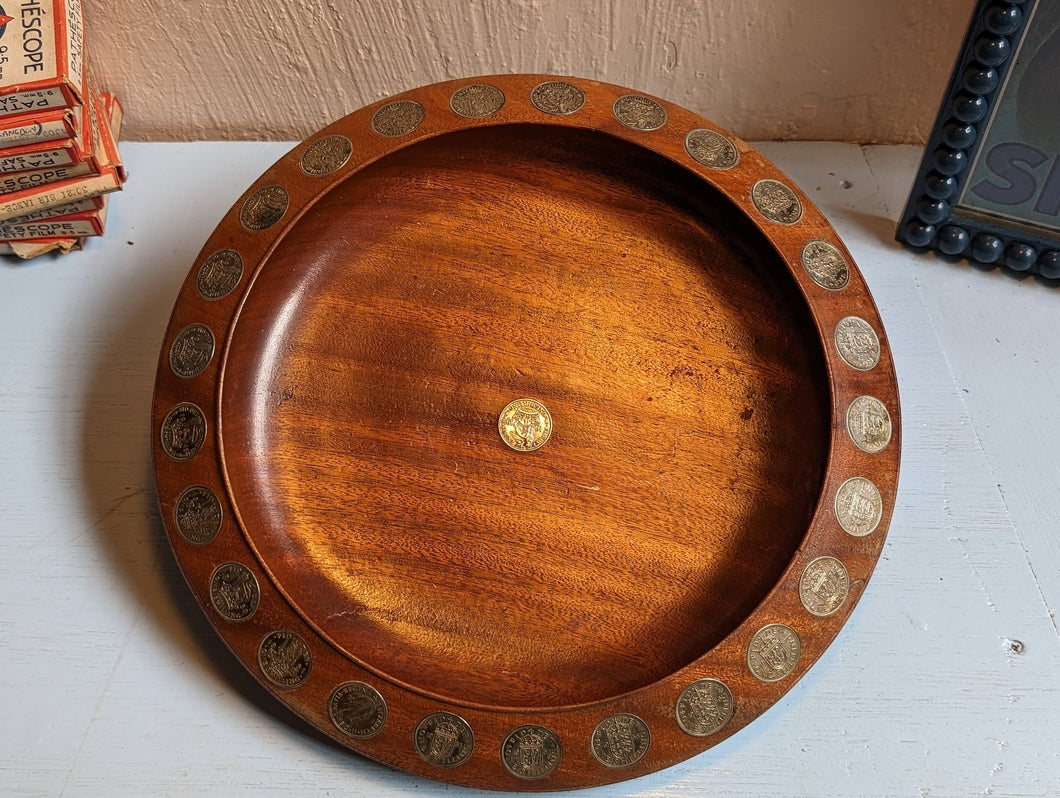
[159,80,893,779]
[241,624,777,777]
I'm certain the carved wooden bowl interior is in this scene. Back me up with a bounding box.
[152,75,900,791]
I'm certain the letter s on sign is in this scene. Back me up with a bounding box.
[970,142,1048,206]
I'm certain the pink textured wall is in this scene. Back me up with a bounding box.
[86,0,975,143]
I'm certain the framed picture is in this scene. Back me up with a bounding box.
[897,0,1060,278]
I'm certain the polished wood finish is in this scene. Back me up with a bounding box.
[152,75,900,790]
[223,124,829,707]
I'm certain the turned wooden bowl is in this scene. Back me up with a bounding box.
[152,75,900,791]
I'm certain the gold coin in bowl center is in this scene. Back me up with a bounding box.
[498,398,552,452]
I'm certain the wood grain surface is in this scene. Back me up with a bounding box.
[4,141,1059,797]
[221,124,830,708]
[148,76,900,791]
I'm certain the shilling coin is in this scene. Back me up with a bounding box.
[160,402,207,461]
[498,398,552,452]
[258,629,312,688]
[169,323,215,379]
[240,185,289,231]
[799,556,850,617]
[751,178,803,225]
[300,134,353,176]
[196,249,243,300]
[174,485,222,545]
[612,95,667,131]
[209,562,260,622]
[834,476,883,537]
[801,240,850,290]
[414,712,475,767]
[684,128,739,170]
[747,623,801,682]
[371,100,425,137]
[675,678,734,737]
[450,83,505,118]
[328,681,387,739]
[590,713,651,768]
[530,81,585,115]
[834,316,881,371]
[501,724,563,780]
[846,395,892,453]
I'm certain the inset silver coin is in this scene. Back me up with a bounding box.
[801,240,849,290]
[196,249,243,300]
[501,724,562,780]
[328,681,387,739]
[209,562,260,622]
[300,134,353,176]
[258,629,312,688]
[834,316,881,371]
[169,323,214,379]
[371,100,425,137]
[684,128,739,170]
[240,185,288,231]
[174,485,222,545]
[834,476,883,537]
[160,402,207,461]
[747,623,801,682]
[530,81,585,115]
[414,711,475,767]
[846,395,892,453]
[590,713,650,768]
[612,95,666,131]
[799,556,850,617]
[450,83,505,118]
[675,678,734,737]
[751,178,803,225]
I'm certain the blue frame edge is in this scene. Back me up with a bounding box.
[896,0,1060,278]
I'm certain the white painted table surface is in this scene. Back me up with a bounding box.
[2,141,1058,797]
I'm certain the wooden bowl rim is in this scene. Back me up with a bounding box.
[151,74,901,791]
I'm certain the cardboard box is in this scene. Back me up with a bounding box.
[99,90,121,136]
[0,87,121,220]
[0,234,82,257]
[0,97,109,173]
[0,191,104,238]
[0,136,79,173]
[0,159,91,190]
[0,104,75,147]
[0,0,85,117]
[0,94,102,182]
[3,194,101,221]
[0,211,98,238]
[93,88,124,181]
[98,89,124,181]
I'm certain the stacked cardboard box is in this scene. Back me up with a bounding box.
[0,0,125,258]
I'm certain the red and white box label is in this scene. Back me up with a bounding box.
[0,0,85,117]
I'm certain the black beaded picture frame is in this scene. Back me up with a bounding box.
[898,0,1060,278]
